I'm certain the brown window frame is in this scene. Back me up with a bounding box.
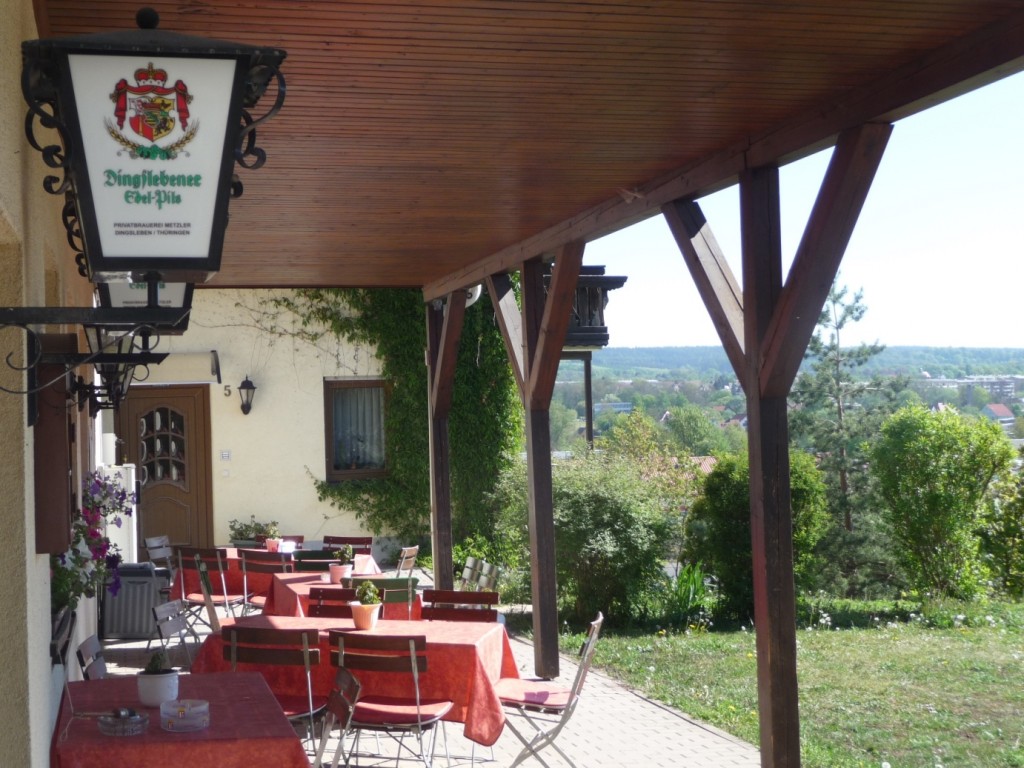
[324,378,389,482]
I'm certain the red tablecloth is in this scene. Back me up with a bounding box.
[191,614,520,745]
[171,549,379,604]
[50,672,308,768]
[263,571,422,620]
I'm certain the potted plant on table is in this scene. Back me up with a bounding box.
[351,580,382,630]
[137,651,178,707]
[329,544,355,583]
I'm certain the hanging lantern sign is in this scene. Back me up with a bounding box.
[22,8,286,283]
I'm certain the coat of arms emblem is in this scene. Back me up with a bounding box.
[106,62,196,159]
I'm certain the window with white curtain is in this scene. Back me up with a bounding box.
[324,379,388,481]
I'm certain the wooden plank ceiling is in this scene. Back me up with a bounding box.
[35,1,1024,297]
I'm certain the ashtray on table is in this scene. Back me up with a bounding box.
[97,710,149,736]
[160,699,210,732]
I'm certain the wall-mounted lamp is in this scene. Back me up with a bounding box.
[238,376,256,415]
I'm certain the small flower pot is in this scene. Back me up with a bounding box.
[137,669,178,707]
[351,602,381,630]
[329,563,354,583]
[265,538,282,553]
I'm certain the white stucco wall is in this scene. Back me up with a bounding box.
[2,2,99,764]
[132,288,381,544]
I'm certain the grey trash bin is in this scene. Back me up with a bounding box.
[101,562,170,640]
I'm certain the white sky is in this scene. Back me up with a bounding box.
[587,71,1024,349]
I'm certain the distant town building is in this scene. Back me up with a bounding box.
[982,402,1016,435]
[927,376,1023,400]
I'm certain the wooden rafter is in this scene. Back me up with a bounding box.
[484,273,525,395]
[526,243,585,410]
[428,289,467,417]
[662,199,746,383]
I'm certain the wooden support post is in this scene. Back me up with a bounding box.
[425,291,466,591]
[662,123,889,767]
[521,257,561,677]
[741,165,801,768]
[488,243,584,678]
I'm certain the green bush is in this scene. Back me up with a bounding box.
[871,405,1014,599]
[980,447,1024,599]
[487,453,670,624]
[683,450,829,620]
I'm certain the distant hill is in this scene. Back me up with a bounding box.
[582,346,1024,380]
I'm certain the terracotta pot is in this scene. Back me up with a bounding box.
[351,602,381,630]
[137,670,178,707]
[329,563,354,584]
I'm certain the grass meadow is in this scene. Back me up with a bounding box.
[552,602,1024,767]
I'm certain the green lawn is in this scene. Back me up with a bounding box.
[563,611,1024,767]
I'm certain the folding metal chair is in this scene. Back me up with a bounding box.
[307,586,358,618]
[239,548,294,614]
[325,630,453,768]
[458,556,483,591]
[323,535,373,557]
[421,588,500,622]
[76,634,107,680]
[493,612,604,768]
[313,666,362,768]
[476,561,500,592]
[144,534,176,600]
[152,598,199,668]
[223,625,328,753]
[394,545,419,578]
[177,547,247,630]
[293,549,337,572]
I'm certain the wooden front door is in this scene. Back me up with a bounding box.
[117,385,213,558]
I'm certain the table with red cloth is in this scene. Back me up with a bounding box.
[191,614,520,745]
[170,548,380,603]
[50,672,308,768]
[263,571,422,619]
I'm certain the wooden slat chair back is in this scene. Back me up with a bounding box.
[76,634,107,680]
[421,588,500,622]
[394,544,419,578]
[152,599,197,668]
[307,586,358,618]
[223,625,327,752]
[239,549,294,614]
[458,556,482,591]
[323,535,373,557]
[343,576,418,620]
[341,576,419,592]
[493,611,604,768]
[382,586,416,621]
[326,630,453,768]
[292,549,336,572]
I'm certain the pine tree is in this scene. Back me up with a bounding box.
[790,282,896,531]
